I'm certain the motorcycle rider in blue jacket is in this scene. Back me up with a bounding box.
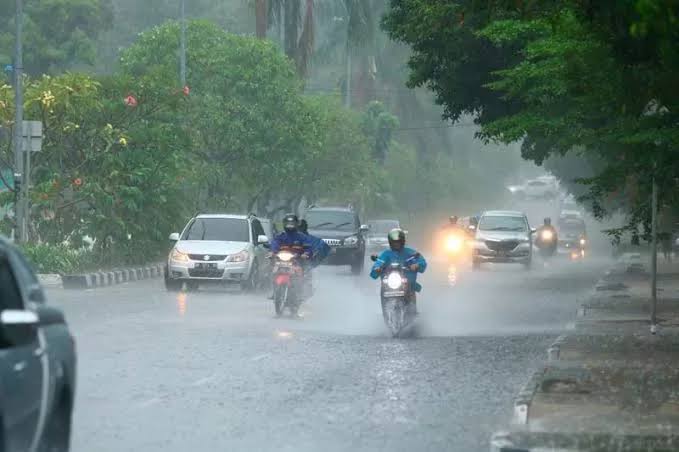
[269,214,315,300]
[370,228,427,313]
[299,219,331,267]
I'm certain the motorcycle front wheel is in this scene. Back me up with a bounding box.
[274,285,288,317]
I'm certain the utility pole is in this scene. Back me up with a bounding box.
[13,0,24,242]
[179,0,187,87]
[650,170,658,332]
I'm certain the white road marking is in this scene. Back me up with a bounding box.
[190,374,218,387]
[137,397,162,408]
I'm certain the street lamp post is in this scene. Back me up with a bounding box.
[13,0,24,242]
[180,0,187,87]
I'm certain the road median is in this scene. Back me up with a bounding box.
[40,263,164,289]
[491,253,679,451]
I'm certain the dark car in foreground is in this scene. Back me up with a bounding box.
[0,237,76,452]
[304,206,368,274]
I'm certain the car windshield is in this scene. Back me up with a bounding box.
[528,180,546,186]
[305,211,356,231]
[369,220,400,234]
[479,215,527,232]
[181,218,250,242]
[559,221,586,233]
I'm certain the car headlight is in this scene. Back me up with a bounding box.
[580,238,586,246]
[386,272,403,290]
[344,235,359,246]
[170,248,189,262]
[226,250,249,263]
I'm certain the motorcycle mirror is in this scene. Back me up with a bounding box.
[370,254,378,262]
[531,228,537,234]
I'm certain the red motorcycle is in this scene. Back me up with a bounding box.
[271,250,308,317]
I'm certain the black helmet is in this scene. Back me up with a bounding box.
[449,215,458,225]
[544,217,552,226]
[283,213,299,233]
[299,219,308,234]
[388,228,406,251]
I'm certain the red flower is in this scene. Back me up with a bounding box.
[73,178,83,187]
[124,95,138,107]
[183,85,190,96]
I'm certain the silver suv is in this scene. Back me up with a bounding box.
[471,210,534,270]
[165,214,271,291]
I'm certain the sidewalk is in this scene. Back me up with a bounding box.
[491,253,679,451]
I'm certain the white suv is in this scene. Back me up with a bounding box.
[164,214,271,291]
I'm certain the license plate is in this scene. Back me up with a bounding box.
[383,290,405,298]
[196,263,217,269]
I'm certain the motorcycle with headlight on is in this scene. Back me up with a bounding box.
[535,228,558,258]
[442,231,467,286]
[371,253,421,338]
[270,250,307,317]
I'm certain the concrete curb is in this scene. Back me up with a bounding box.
[46,263,164,290]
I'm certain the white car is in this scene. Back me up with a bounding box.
[472,210,534,270]
[165,214,271,291]
[523,178,558,199]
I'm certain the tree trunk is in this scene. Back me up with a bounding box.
[255,0,268,38]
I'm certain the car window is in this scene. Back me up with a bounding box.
[305,211,356,231]
[0,253,24,311]
[528,181,546,186]
[478,215,528,232]
[10,249,43,304]
[182,218,250,242]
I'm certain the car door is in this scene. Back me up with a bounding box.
[0,248,44,452]
[251,219,270,276]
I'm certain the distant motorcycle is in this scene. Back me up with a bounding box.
[535,228,558,258]
[270,250,308,317]
[371,253,420,338]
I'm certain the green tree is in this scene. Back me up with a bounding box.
[383,0,679,231]
[0,0,113,75]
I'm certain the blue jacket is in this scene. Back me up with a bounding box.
[270,231,314,256]
[370,247,427,292]
[308,235,331,264]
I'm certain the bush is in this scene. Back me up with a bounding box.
[20,243,95,275]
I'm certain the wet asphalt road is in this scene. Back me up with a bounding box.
[48,254,611,452]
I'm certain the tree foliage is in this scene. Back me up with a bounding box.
[0,0,113,76]
[383,0,679,232]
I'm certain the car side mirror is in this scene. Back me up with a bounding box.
[169,232,180,241]
[0,309,39,346]
[257,235,269,245]
[531,228,537,234]
[370,254,378,262]
[360,224,369,233]
[404,230,409,235]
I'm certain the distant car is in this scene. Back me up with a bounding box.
[0,236,76,452]
[524,179,557,199]
[304,206,368,274]
[366,219,401,252]
[557,217,587,252]
[165,213,271,291]
[472,210,533,270]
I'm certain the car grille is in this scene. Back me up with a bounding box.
[188,268,225,278]
[486,240,519,252]
[323,239,341,247]
[188,254,227,261]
